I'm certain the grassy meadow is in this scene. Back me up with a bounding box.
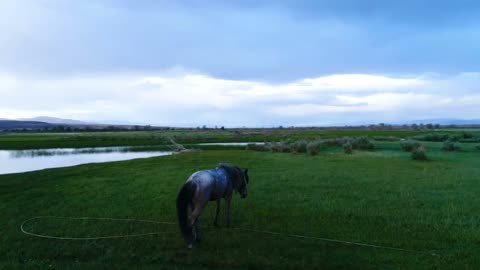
[1,129,480,269]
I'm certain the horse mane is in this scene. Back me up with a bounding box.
[217,163,243,189]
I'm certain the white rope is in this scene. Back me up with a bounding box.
[234,227,438,256]
[20,216,175,240]
[20,216,438,256]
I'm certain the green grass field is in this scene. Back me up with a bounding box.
[1,131,480,269]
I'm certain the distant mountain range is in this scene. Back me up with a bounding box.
[400,119,480,125]
[19,116,93,125]
[1,116,480,131]
[0,120,54,130]
[0,117,156,131]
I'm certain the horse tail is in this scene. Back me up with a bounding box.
[176,181,197,243]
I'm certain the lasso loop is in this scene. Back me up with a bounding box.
[20,216,439,256]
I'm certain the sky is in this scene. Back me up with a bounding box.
[1,0,479,127]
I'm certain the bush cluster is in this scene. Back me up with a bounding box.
[246,143,269,152]
[351,137,375,150]
[245,137,377,155]
[291,140,308,153]
[306,141,325,156]
[322,137,349,147]
[412,134,449,142]
[270,142,292,153]
[411,145,427,160]
[373,136,400,142]
[442,140,461,151]
[343,142,353,154]
[400,140,420,152]
[412,132,478,143]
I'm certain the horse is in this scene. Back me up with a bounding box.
[176,163,249,248]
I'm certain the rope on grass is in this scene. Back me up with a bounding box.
[233,227,438,255]
[20,216,176,240]
[20,216,439,256]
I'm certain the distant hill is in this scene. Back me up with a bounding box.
[0,117,162,131]
[0,120,54,130]
[19,116,92,125]
[404,119,480,125]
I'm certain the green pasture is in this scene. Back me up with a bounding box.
[1,130,480,269]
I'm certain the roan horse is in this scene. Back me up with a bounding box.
[176,163,249,248]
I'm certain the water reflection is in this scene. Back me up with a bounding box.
[197,142,264,146]
[10,147,134,158]
[0,147,173,175]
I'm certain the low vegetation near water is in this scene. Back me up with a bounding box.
[248,137,376,156]
[1,128,470,150]
[1,129,480,269]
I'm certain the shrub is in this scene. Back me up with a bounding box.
[373,136,400,142]
[400,140,420,152]
[270,142,291,153]
[411,145,427,160]
[412,134,449,142]
[462,132,474,139]
[448,135,461,142]
[306,140,324,156]
[343,142,353,154]
[323,137,349,146]
[291,140,308,153]
[246,143,269,152]
[442,140,461,151]
[351,137,375,150]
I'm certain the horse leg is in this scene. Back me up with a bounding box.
[186,204,195,248]
[225,196,232,227]
[214,199,221,227]
[189,201,207,246]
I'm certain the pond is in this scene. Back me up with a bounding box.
[0,147,174,175]
[196,142,265,146]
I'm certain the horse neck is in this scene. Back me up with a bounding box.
[217,165,241,190]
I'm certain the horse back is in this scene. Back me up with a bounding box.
[187,169,230,201]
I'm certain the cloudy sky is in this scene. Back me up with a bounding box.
[1,0,479,126]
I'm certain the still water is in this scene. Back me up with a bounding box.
[197,142,264,146]
[0,147,173,175]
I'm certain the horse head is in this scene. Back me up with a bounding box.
[238,168,249,199]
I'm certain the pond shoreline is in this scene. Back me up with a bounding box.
[0,146,175,175]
